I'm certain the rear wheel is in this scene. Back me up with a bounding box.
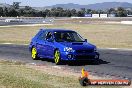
[31,47,38,60]
[54,50,61,65]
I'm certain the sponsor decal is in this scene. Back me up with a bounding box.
[79,68,131,86]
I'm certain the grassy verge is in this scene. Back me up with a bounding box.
[0,60,122,88]
[0,24,132,48]
[0,60,78,88]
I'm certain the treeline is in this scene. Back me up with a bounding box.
[0,2,132,17]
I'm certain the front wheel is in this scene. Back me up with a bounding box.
[54,50,61,65]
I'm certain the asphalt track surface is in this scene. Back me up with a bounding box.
[0,21,46,26]
[0,44,132,80]
[1,17,132,26]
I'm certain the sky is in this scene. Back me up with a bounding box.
[0,0,132,7]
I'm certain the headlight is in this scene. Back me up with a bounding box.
[94,47,97,52]
[64,47,75,52]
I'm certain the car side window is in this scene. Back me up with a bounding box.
[38,31,47,40]
[46,32,53,40]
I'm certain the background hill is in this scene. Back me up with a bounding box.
[44,2,132,10]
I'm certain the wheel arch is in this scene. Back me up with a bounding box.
[30,45,37,52]
[30,45,34,51]
[54,48,59,54]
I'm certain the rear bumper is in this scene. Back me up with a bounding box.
[60,51,99,61]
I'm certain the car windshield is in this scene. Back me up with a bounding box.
[54,31,85,42]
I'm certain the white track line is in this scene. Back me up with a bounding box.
[52,66,62,69]
[0,43,28,45]
[0,24,53,28]
[100,48,132,51]
[1,43,13,45]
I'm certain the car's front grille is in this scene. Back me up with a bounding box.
[76,49,94,53]
[74,55,95,60]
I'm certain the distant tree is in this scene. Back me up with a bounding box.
[65,9,72,17]
[22,6,36,17]
[51,8,56,11]
[77,11,84,17]
[8,8,19,17]
[50,7,64,17]
[108,8,116,14]
[81,8,86,13]
[86,9,92,14]
[0,7,4,16]
[56,7,64,17]
[71,9,77,16]
[116,7,127,17]
[13,2,21,9]
[36,11,43,17]
[56,7,63,11]
[19,9,24,16]
[91,10,98,14]
[97,10,105,14]
[24,6,32,10]
[3,7,9,16]
[41,11,47,17]
[45,9,50,17]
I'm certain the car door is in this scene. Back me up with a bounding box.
[36,30,47,57]
[44,31,55,59]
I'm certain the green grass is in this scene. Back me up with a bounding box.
[0,23,132,48]
[0,60,122,88]
[0,60,76,88]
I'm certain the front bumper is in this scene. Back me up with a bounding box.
[60,51,99,61]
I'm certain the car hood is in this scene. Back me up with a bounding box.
[59,42,95,50]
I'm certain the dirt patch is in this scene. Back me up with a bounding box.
[27,64,132,88]
[27,64,113,80]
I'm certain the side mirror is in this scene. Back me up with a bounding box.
[47,38,53,42]
[84,39,87,42]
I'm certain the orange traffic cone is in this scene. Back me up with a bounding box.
[79,68,91,86]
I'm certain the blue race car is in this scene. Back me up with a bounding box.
[29,29,99,65]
